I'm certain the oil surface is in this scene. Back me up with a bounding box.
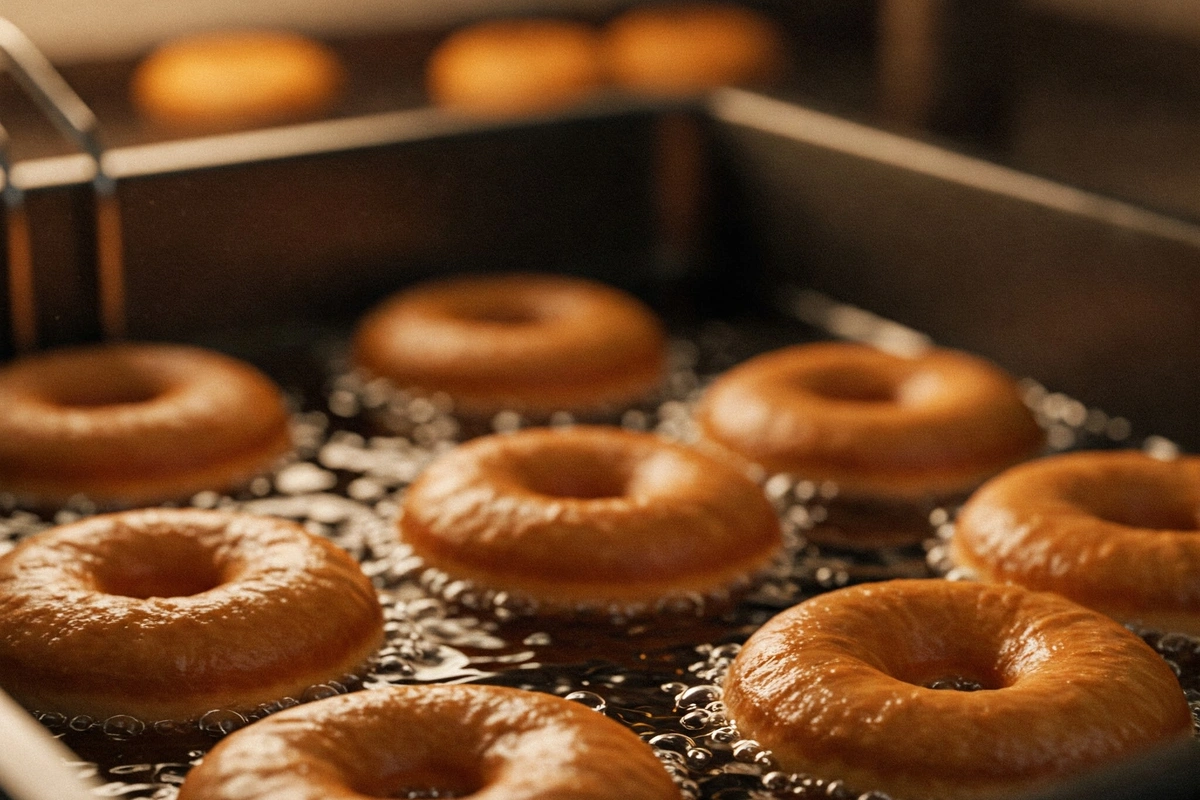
[1,319,1195,800]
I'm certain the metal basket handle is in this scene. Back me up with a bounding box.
[0,17,125,349]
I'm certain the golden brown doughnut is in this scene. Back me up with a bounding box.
[953,450,1200,635]
[0,343,292,508]
[178,684,683,800]
[603,3,786,94]
[694,342,1044,501]
[132,30,344,133]
[399,425,783,614]
[426,19,604,116]
[724,579,1192,800]
[0,508,384,721]
[352,273,668,417]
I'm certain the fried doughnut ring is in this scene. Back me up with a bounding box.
[724,579,1192,800]
[695,342,1043,500]
[353,274,667,417]
[177,684,683,800]
[953,449,1200,635]
[399,425,783,614]
[0,343,292,508]
[0,508,384,721]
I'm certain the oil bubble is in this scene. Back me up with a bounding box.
[36,711,67,728]
[302,684,342,703]
[198,709,248,736]
[564,691,606,712]
[763,771,794,792]
[102,715,145,740]
[731,739,763,761]
[676,684,721,710]
[685,747,714,769]
[710,725,739,744]
[649,733,695,754]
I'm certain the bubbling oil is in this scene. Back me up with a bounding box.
[2,322,1196,800]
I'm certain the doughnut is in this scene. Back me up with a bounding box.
[178,684,682,800]
[426,19,604,116]
[953,449,1200,635]
[352,273,668,417]
[132,30,344,133]
[399,425,783,614]
[603,3,786,94]
[694,342,1044,501]
[0,508,384,721]
[723,579,1192,800]
[0,342,292,508]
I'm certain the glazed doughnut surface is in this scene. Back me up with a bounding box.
[0,343,292,507]
[723,579,1192,800]
[399,425,783,614]
[0,508,384,721]
[353,273,667,416]
[179,684,682,800]
[953,449,1200,635]
[695,342,1044,500]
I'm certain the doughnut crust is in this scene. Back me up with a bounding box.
[953,450,1200,635]
[353,274,667,417]
[177,684,683,800]
[399,425,783,613]
[0,343,292,508]
[694,342,1044,500]
[603,3,785,94]
[133,30,344,132]
[724,579,1192,800]
[0,508,384,721]
[426,19,604,116]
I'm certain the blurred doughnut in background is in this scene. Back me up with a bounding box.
[425,18,605,116]
[602,3,786,94]
[131,29,345,132]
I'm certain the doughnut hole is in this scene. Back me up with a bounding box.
[879,634,1010,693]
[45,380,163,408]
[33,363,168,408]
[1063,475,1200,531]
[515,449,633,499]
[865,602,1044,695]
[447,296,551,326]
[358,765,481,799]
[796,364,900,404]
[88,533,228,599]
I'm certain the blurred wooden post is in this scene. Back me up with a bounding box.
[877,0,942,131]
[876,0,1017,151]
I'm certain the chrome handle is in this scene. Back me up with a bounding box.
[0,16,125,346]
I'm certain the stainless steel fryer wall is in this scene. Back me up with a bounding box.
[707,89,1200,452]
[6,89,1200,451]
